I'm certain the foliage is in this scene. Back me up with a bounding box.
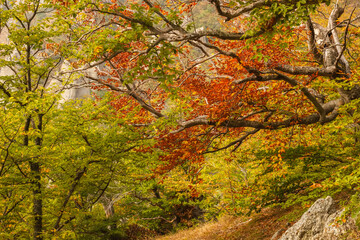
[0,1,157,239]
[2,0,360,239]
[60,0,360,235]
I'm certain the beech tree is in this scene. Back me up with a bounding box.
[0,1,157,239]
[65,0,360,167]
[63,0,360,222]
[2,0,360,238]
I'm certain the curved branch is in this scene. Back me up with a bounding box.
[274,70,326,123]
[90,4,162,34]
[306,17,323,63]
[177,97,345,131]
[209,0,270,21]
[327,3,351,74]
[334,7,355,70]
[86,75,164,118]
[205,129,260,153]
[142,0,186,34]
[233,74,280,84]
[275,65,336,76]
[193,29,265,41]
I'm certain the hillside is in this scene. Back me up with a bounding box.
[156,193,360,240]
[155,207,297,240]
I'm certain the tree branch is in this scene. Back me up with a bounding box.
[275,65,336,76]
[306,17,323,63]
[209,0,270,21]
[274,70,326,123]
[327,3,351,74]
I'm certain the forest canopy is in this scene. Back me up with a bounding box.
[0,0,360,239]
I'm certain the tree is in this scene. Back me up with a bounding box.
[0,1,63,238]
[2,0,360,238]
[0,1,156,239]
[65,0,359,171]
[63,0,360,219]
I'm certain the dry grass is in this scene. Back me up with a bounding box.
[155,215,249,240]
[154,207,299,240]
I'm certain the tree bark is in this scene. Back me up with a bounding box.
[30,161,43,240]
[25,114,43,240]
[32,114,43,240]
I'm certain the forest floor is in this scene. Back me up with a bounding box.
[154,191,355,240]
[154,206,304,240]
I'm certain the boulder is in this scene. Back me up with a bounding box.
[278,196,358,240]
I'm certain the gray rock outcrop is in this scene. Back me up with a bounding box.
[278,196,358,240]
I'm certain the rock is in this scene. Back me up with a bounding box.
[278,196,358,240]
[271,228,285,240]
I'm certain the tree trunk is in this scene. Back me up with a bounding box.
[30,161,43,240]
[25,115,43,240]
